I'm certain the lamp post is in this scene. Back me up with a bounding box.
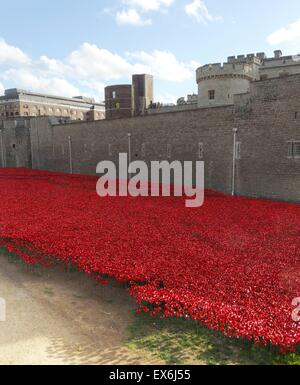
[128,133,132,180]
[0,130,5,168]
[68,136,73,174]
[232,128,238,196]
[36,125,41,169]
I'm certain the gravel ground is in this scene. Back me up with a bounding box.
[0,253,162,365]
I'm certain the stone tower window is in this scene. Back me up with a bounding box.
[208,90,215,100]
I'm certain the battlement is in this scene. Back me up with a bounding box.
[262,54,300,68]
[196,50,300,84]
[227,53,264,64]
[196,61,260,82]
[226,50,300,67]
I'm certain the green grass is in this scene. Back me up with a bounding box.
[126,313,300,365]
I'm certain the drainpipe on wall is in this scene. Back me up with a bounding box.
[232,128,238,196]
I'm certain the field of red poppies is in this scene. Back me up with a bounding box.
[0,168,299,351]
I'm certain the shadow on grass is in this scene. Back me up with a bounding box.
[126,313,300,365]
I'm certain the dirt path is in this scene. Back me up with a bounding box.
[0,253,162,365]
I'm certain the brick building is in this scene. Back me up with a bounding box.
[0,89,105,121]
[105,74,153,119]
[105,85,133,119]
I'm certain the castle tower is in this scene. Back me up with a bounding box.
[104,85,133,119]
[132,74,154,116]
[196,55,262,108]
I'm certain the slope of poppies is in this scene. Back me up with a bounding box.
[0,168,299,351]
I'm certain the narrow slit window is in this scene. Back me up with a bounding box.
[198,142,204,159]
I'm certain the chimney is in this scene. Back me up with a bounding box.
[274,50,282,59]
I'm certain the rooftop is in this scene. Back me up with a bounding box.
[0,88,104,106]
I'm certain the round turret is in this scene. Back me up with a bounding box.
[196,58,261,108]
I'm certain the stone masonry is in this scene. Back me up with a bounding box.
[0,53,299,203]
[7,73,296,203]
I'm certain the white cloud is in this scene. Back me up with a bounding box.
[0,39,79,98]
[0,39,30,65]
[0,82,4,96]
[184,0,221,24]
[79,80,107,99]
[39,55,71,76]
[156,92,178,104]
[127,50,198,82]
[2,68,80,97]
[267,19,300,46]
[67,43,144,81]
[121,0,174,12]
[116,9,152,26]
[113,0,174,27]
[0,40,199,100]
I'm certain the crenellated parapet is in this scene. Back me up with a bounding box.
[196,60,261,84]
[196,55,264,108]
[227,53,265,63]
[195,49,300,108]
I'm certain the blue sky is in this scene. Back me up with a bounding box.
[1,0,300,103]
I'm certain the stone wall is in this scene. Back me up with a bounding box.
[197,77,250,108]
[147,103,199,115]
[196,60,261,107]
[30,106,235,195]
[0,118,32,168]
[260,56,300,80]
[1,74,300,203]
[234,75,300,202]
